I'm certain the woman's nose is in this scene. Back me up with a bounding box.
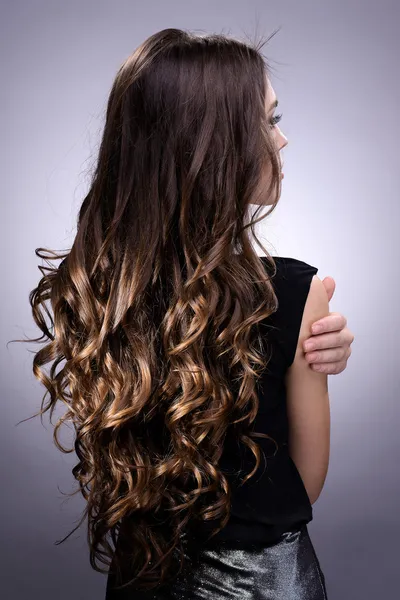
[278,130,288,150]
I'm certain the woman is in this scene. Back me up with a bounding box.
[20,28,354,599]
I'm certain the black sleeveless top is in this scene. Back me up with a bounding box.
[189,255,319,547]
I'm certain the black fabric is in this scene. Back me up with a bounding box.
[266,256,320,368]
[190,256,319,546]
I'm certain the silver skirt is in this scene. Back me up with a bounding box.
[105,524,328,599]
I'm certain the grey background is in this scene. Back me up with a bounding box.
[1,1,399,598]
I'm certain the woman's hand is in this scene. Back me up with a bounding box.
[303,276,354,374]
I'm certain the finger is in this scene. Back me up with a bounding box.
[311,312,347,334]
[321,276,336,302]
[304,327,354,352]
[303,331,346,352]
[311,361,346,374]
[305,347,348,364]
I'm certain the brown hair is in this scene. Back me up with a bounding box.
[11,27,284,592]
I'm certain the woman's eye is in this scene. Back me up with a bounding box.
[270,112,283,128]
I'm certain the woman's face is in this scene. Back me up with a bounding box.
[252,80,288,206]
[265,81,288,172]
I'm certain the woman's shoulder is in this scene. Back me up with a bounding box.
[259,255,319,282]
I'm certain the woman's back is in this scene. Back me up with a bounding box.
[106,254,330,598]
[188,255,330,546]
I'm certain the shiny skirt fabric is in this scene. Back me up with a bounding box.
[105,524,328,599]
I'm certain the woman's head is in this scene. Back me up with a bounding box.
[15,28,285,592]
[77,27,285,267]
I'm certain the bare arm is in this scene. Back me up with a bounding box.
[284,275,331,505]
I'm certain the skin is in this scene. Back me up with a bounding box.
[255,79,355,375]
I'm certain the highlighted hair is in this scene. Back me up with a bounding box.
[12,27,283,592]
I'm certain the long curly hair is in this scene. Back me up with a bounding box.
[11,27,284,592]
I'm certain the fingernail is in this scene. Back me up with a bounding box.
[312,325,322,333]
[304,342,315,351]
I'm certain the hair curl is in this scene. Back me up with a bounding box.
[11,27,284,592]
